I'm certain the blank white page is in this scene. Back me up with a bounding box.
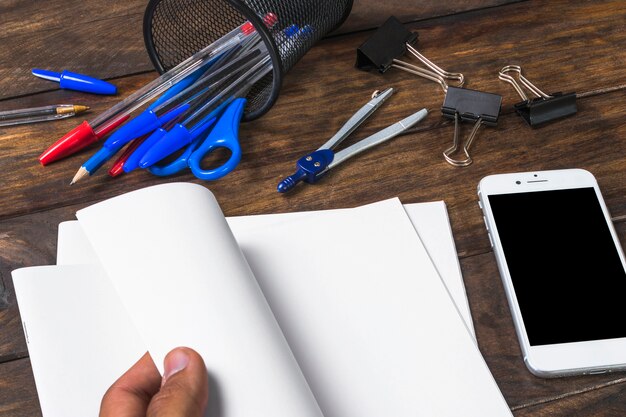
[229,198,512,417]
[403,201,475,337]
[11,265,146,417]
[46,200,471,417]
[58,202,474,336]
[57,221,100,265]
[226,201,474,337]
[76,183,322,417]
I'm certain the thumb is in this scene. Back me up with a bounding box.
[147,347,209,417]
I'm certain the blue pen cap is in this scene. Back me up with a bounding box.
[139,124,193,168]
[32,69,117,95]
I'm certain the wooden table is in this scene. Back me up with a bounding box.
[1,0,625,415]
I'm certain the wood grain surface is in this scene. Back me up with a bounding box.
[0,0,625,415]
[338,0,525,34]
[0,358,41,416]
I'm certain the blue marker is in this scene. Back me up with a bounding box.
[32,68,117,95]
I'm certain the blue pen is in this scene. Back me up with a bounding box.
[138,49,273,169]
[121,128,169,173]
[147,136,204,177]
[146,33,260,111]
[151,41,266,117]
[137,54,269,169]
[101,43,263,157]
[70,104,190,184]
[139,56,271,168]
[146,51,227,111]
[98,53,233,154]
[138,105,224,168]
[121,56,261,171]
[114,47,265,176]
[68,36,265,184]
[137,56,272,169]
[147,98,247,180]
[121,112,216,174]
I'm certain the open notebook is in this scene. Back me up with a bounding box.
[12,183,512,417]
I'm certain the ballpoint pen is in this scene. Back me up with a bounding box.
[101,38,266,154]
[139,23,306,171]
[70,45,267,184]
[139,55,272,169]
[0,104,89,127]
[39,21,256,166]
[120,70,248,175]
[70,59,226,182]
[108,132,151,177]
[69,103,190,184]
[69,13,281,181]
[145,98,247,180]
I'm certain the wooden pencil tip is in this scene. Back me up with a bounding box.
[70,167,88,185]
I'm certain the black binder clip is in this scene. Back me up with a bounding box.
[499,65,577,127]
[441,86,502,167]
[356,16,464,93]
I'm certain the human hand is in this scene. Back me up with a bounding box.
[100,347,209,417]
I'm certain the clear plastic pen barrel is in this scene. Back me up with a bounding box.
[90,24,252,136]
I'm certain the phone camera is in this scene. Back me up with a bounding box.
[516,180,521,185]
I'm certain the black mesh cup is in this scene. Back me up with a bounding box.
[143,0,353,121]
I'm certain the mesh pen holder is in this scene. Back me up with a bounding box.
[143,0,353,121]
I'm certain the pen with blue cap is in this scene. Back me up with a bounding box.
[32,69,117,95]
[69,103,190,184]
[139,23,307,171]
[70,44,266,183]
[108,132,152,177]
[119,103,219,175]
[139,55,272,169]
[106,14,279,179]
[149,39,266,121]
[39,21,256,167]
[143,29,263,112]
[122,51,264,173]
[68,77,204,184]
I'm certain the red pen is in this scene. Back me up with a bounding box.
[108,133,150,177]
[39,115,129,165]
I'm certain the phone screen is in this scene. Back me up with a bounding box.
[488,187,626,346]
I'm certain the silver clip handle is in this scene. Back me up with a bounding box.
[498,65,551,101]
[443,114,484,167]
[391,44,465,93]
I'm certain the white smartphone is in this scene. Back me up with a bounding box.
[478,168,626,377]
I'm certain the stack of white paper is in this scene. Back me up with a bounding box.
[12,183,511,417]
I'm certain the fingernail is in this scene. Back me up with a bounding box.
[163,348,190,384]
